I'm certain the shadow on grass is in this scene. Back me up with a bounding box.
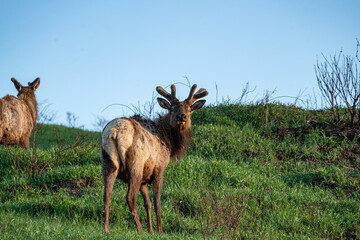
[283,171,338,189]
[1,198,103,223]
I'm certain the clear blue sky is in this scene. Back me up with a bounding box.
[1,0,359,130]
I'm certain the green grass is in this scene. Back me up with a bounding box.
[0,103,359,239]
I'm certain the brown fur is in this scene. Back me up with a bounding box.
[101,84,207,234]
[0,78,40,149]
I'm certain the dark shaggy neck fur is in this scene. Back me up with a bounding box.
[157,114,192,160]
[131,114,192,160]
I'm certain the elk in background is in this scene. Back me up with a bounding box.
[0,78,40,149]
[101,84,208,234]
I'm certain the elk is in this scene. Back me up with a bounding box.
[101,84,208,234]
[0,78,40,149]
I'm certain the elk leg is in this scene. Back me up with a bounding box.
[153,176,164,233]
[103,167,118,234]
[126,179,143,232]
[140,183,154,234]
[102,148,119,234]
[22,138,30,150]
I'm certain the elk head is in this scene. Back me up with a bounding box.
[11,77,40,99]
[156,84,208,131]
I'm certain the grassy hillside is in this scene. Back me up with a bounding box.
[0,103,359,239]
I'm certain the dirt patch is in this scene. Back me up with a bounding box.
[51,177,95,197]
[276,120,360,141]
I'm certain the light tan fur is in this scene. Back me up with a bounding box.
[102,118,170,181]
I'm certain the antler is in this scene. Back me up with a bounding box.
[186,84,208,103]
[156,84,178,103]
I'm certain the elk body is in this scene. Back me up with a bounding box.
[0,78,40,149]
[101,84,208,234]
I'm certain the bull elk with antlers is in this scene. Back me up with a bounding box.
[101,84,208,234]
[0,78,40,149]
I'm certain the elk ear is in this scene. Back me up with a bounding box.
[157,98,171,110]
[29,78,40,91]
[11,78,22,92]
[191,100,206,111]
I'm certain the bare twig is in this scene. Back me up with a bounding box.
[101,103,136,115]
[356,38,360,63]
[315,42,360,126]
[236,82,256,104]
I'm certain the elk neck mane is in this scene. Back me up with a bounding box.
[130,114,192,160]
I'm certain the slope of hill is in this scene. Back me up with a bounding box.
[0,103,359,239]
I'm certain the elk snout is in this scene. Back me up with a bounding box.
[176,114,187,122]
